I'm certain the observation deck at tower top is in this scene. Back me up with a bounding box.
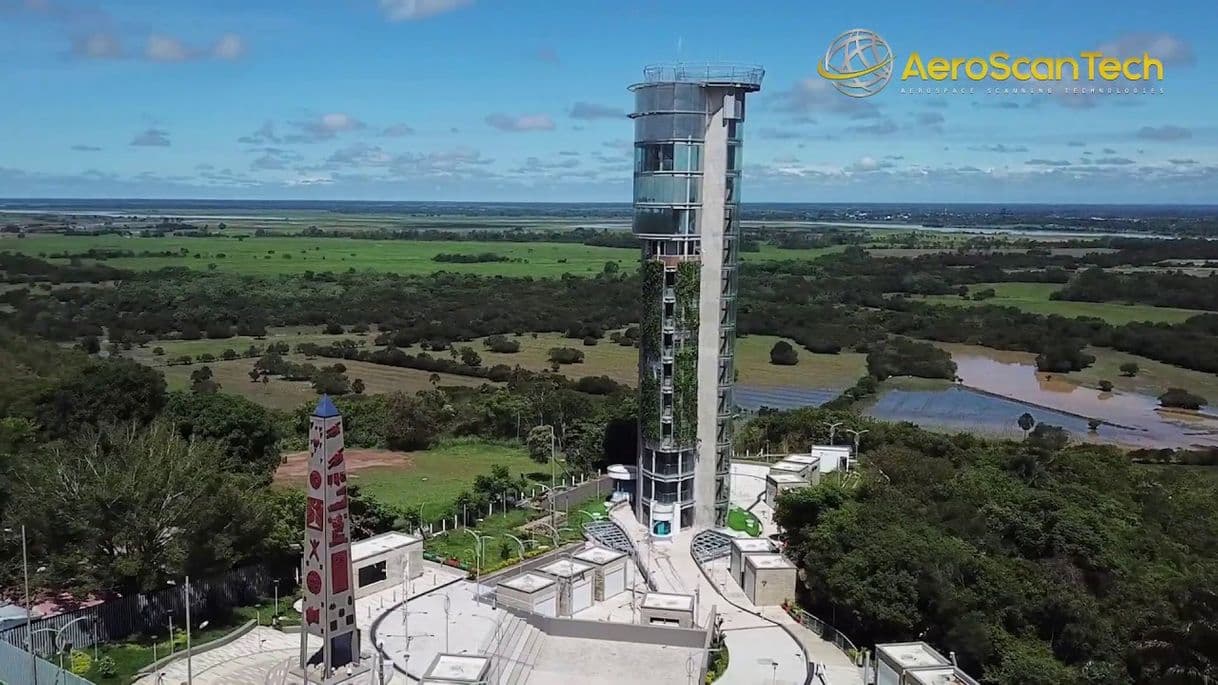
[630,63,765,92]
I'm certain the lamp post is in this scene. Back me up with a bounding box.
[825,421,844,446]
[545,426,558,528]
[463,530,494,600]
[3,526,36,685]
[502,533,530,562]
[32,616,90,681]
[273,579,280,625]
[168,576,204,684]
[844,428,869,462]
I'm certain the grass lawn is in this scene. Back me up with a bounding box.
[5,234,637,278]
[424,494,608,569]
[476,332,867,389]
[1064,346,1218,400]
[85,598,298,685]
[726,507,762,537]
[347,439,540,521]
[916,282,1205,325]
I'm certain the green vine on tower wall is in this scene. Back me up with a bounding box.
[640,372,661,441]
[673,345,698,444]
[640,259,664,359]
[676,261,700,331]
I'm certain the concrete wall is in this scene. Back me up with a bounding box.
[747,566,796,607]
[520,610,709,649]
[354,543,423,598]
[640,605,695,629]
[695,91,728,529]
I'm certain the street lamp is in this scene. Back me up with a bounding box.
[3,526,36,685]
[824,421,844,446]
[463,530,495,600]
[167,576,204,685]
[32,616,90,678]
[844,428,869,463]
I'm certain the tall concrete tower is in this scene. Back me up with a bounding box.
[630,64,763,535]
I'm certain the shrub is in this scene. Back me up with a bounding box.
[95,656,117,678]
[548,347,585,365]
[769,340,799,366]
[1159,387,1207,410]
[1098,380,1114,392]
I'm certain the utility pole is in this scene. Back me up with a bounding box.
[549,426,557,528]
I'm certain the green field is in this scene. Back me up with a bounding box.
[3,234,637,277]
[4,233,850,278]
[916,282,1205,325]
[344,439,540,521]
[1065,346,1218,400]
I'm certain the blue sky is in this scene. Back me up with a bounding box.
[0,0,1214,203]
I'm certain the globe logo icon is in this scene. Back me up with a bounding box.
[817,29,894,98]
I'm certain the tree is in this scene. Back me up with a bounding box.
[526,425,554,464]
[429,372,441,387]
[1098,380,1114,392]
[1087,418,1101,432]
[602,261,620,275]
[459,347,482,368]
[1120,362,1140,377]
[352,378,366,394]
[189,365,221,394]
[35,358,166,438]
[1134,589,1218,683]
[383,392,445,451]
[312,370,351,396]
[1017,412,1035,437]
[324,322,344,335]
[79,335,101,354]
[547,347,585,365]
[12,421,270,594]
[163,391,282,476]
[770,340,799,366]
[1159,387,1207,410]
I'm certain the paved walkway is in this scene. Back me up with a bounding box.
[611,505,863,685]
[133,627,321,685]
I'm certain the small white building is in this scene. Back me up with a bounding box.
[874,642,951,685]
[742,553,796,607]
[606,463,636,504]
[809,445,853,473]
[639,592,695,628]
[421,653,491,684]
[729,537,776,586]
[572,546,629,601]
[768,461,807,479]
[537,559,595,616]
[765,472,807,506]
[350,531,423,598]
[781,454,822,483]
[496,573,558,617]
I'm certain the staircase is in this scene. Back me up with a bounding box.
[483,613,544,685]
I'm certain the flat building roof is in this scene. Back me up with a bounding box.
[573,546,627,566]
[769,461,805,473]
[767,472,806,484]
[783,454,820,466]
[350,531,421,561]
[424,654,490,683]
[876,642,951,669]
[641,592,694,612]
[538,559,594,579]
[745,553,796,571]
[498,573,556,594]
[730,538,775,553]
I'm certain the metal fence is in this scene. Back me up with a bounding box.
[785,605,863,664]
[0,635,94,685]
[0,562,293,658]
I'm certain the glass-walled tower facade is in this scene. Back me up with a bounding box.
[630,64,763,535]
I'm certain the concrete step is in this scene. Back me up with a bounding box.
[480,613,522,654]
[490,616,530,684]
[494,619,539,685]
[506,624,543,685]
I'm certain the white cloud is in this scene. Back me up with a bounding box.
[213,33,246,60]
[130,129,171,147]
[1136,125,1191,142]
[485,113,555,132]
[1097,33,1194,66]
[380,123,415,137]
[285,113,366,142]
[145,34,193,62]
[377,0,472,21]
[73,32,122,59]
[569,102,626,120]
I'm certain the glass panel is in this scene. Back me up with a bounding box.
[727,144,742,171]
[635,113,706,142]
[672,83,706,111]
[673,143,703,172]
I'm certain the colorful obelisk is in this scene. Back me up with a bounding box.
[296,394,365,682]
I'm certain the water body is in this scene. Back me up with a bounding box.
[736,386,839,411]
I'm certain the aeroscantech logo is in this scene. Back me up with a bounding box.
[817,28,1167,99]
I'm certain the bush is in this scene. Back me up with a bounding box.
[582,336,598,346]
[1098,380,1114,392]
[1119,362,1140,377]
[70,649,91,675]
[95,655,117,678]
[769,340,799,366]
[866,337,956,380]
[1159,387,1207,410]
[548,347,585,365]
[483,334,520,353]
